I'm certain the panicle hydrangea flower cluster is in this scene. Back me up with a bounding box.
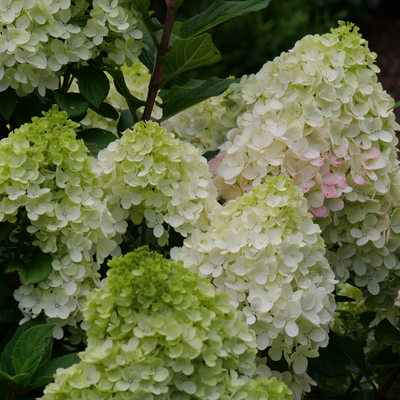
[3,107,122,336]
[97,120,219,245]
[75,61,162,134]
[208,22,400,306]
[161,90,230,152]
[172,176,337,386]
[41,247,292,400]
[0,0,144,96]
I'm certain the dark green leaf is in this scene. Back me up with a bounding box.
[356,390,374,400]
[0,87,18,121]
[73,66,110,109]
[12,324,56,376]
[90,102,119,121]
[53,91,89,119]
[308,346,349,377]
[375,318,400,346]
[161,34,221,80]
[335,295,356,302]
[139,25,157,72]
[5,260,27,275]
[159,79,206,103]
[203,150,219,161]
[172,21,183,36]
[0,368,30,387]
[330,332,369,376]
[162,77,238,120]
[104,67,146,115]
[132,0,165,33]
[76,129,116,150]
[367,347,399,365]
[0,316,46,375]
[117,109,136,134]
[27,353,79,390]
[0,222,16,242]
[180,0,271,38]
[18,253,53,285]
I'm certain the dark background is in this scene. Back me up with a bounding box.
[153,0,400,120]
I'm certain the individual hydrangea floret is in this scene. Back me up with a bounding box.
[172,176,337,389]
[41,247,292,400]
[208,22,400,305]
[2,107,121,334]
[161,90,230,152]
[97,120,219,245]
[0,0,144,96]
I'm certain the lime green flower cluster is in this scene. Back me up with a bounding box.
[42,247,292,400]
[98,120,219,245]
[1,107,122,335]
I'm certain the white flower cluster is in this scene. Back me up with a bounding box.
[161,90,230,152]
[172,176,336,385]
[0,0,144,96]
[208,22,400,306]
[97,120,219,246]
[76,62,162,135]
[3,108,122,337]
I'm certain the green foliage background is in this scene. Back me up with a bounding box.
[154,0,377,82]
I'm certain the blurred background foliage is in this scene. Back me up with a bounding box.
[153,0,400,119]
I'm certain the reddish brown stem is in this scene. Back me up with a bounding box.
[142,0,177,121]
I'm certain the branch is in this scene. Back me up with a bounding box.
[374,358,400,400]
[142,0,177,121]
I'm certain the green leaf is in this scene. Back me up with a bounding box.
[76,129,117,150]
[308,346,349,377]
[0,87,18,122]
[159,79,206,103]
[104,67,146,115]
[162,77,238,120]
[330,332,370,376]
[12,324,56,377]
[90,102,119,121]
[389,100,400,110]
[0,222,16,242]
[0,368,30,387]
[161,34,221,80]
[203,149,219,161]
[73,66,110,109]
[5,260,27,276]
[356,390,374,400]
[367,347,400,365]
[0,316,46,375]
[132,0,165,33]
[375,318,400,346]
[139,25,157,72]
[335,295,356,302]
[53,91,89,119]
[117,109,136,134]
[18,253,53,285]
[28,353,79,390]
[180,0,271,38]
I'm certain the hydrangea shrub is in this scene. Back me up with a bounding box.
[42,247,292,400]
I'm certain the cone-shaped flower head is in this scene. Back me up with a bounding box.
[42,247,292,400]
[172,176,337,378]
[98,120,219,245]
